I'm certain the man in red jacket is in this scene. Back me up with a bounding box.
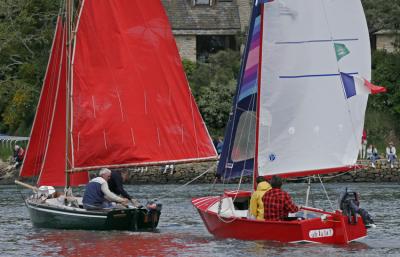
[262,175,300,221]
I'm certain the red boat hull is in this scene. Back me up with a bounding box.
[192,191,367,244]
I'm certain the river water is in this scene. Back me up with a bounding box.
[1,182,399,257]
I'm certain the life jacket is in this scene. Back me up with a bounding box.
[249,181,272,220]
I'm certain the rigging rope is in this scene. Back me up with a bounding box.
[289,166,360,211]
[318,174,334,211]
[157,162,217,201]
[215,167,246,224]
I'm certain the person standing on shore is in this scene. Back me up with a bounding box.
[359,130,367,159]
[367,144,378,168]
[386,142,397,169]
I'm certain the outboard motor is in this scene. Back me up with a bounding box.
[146,199,162,212]
[145,199,162,230]
[339,188,375,228]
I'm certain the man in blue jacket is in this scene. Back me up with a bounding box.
[83,168,129,209]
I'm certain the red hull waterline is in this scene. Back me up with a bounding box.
[192,191,367,244]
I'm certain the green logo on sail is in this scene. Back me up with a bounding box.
[334,43,350,61]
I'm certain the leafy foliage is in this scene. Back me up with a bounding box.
[0,0,60,135]
[2,80,36,132]
[183,50,240,137]
[0,0,399,148]
[362,0,400,34]
[365,50,400,150]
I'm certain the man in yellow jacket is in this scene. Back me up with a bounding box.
[249,176,272,220]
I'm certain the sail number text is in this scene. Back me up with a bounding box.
[308,228,334,238]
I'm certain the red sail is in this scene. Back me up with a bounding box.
[19,17,64,178]
[71,0,217,170]
[37,21,88,186]
[19,17,88,186]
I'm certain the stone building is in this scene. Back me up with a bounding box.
[161,0,252,62]
[162,1,399,61]
[374,30,399,53]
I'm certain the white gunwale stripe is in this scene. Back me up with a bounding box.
[28,205,106,219]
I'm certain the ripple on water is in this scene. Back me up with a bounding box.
[1,183,400,256]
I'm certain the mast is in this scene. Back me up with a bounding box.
[253,3,264,190]
[216,0,263,182]
[65,0,73,188]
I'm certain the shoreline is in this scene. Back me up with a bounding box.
[2,160,399,185]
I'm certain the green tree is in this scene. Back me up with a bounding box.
[2,80,36,132]
[365,50,400,149]
[0,0,60,135]
[183,50,240,136]
[362,0,400,34]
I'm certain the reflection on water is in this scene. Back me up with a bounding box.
[27,230,202,256]
[1,183,400,256]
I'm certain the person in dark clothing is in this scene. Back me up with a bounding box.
[216,137,224,155]
[213,138,218,151]
[13,145,25,168]
[108,170,131,199]
[108,170,141,207]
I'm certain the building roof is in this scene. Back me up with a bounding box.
[161,0,241,33]
[374,29,398,35]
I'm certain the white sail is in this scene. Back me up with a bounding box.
[257,0,371,176]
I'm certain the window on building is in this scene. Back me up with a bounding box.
[196,35,237,62]
[194,0,210,5]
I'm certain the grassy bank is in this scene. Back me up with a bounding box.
[0,144,13,162]
[0,141,27,162]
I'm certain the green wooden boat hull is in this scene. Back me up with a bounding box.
[26,200,160,231]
